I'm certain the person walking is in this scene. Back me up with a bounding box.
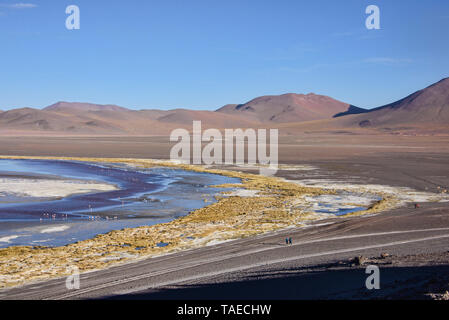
[285,238,289,245]
[289,237,293,245]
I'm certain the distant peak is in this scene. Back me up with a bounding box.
[44,101,129,112]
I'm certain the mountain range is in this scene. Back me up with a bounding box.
[1,77,448,135]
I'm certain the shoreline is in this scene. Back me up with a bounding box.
[0,155,446,289]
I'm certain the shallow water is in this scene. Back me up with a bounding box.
[0,159,239,248]
[304,192,381,216]
[315,205,367,216]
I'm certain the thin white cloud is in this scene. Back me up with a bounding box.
[363,57,413,65]
[263,44,317,62]
[277,63,336,73]
[331,31,358,37]
[277,57,413,74]
[331,30,384,41]
[0,3,37,9]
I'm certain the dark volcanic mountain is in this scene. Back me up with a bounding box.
[347,77,449,128]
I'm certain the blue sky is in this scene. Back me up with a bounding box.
[0,0,448,110]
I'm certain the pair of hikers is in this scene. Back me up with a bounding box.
[285,237,292,245]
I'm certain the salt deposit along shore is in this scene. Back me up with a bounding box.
[0,156,448,289]
[0,177,117,199]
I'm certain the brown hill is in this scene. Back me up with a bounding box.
[216,93,363,123]
[0,102,257,135]
[44,102,129,114]
[2,78,448,135]
[0,107,129,134]
[157,109,258,128]
[138,109,174,120]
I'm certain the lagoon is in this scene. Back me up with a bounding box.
[0,159,239,248]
